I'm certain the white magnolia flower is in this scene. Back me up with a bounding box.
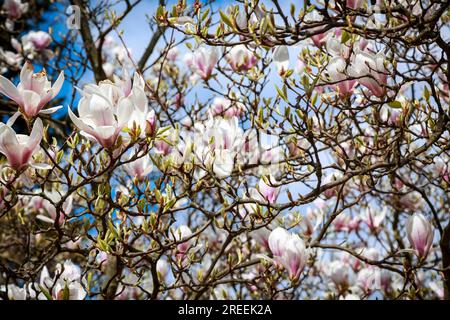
[0,61,64,117]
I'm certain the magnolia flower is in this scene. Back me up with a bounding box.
[0,61,64,117]
[380,104,401,125]
[113,70,151,138]
[326,56,356,96]
[356,267,380,294]
[154,140,172,156]
[252,227,271,249]
[268,227,307,280]
[166,47,179,61]
[225,45,258,72]
[156,259,170,279]
[2,0,28,20]
[348,49,388,97]
[68,73,143,148]
[191,46,218,80]
[210,97,243,118]
[406,213,434,259]
[340,293,360,300]
[123,151,153,181]
[0,49,22,73]
[212,149,234,178]
[333,213,351,232]
[69,96,131,148]
[258,177,280,204]
[273,46,289,75]
[173,225,193,254]
[193,116,244,179]
[0,117,43,170]
[300,207,324,237]
[326,260,350,287]
[0,284,27,300]
[304,11,327,47]
[21,31,52,52]
[36,190,73,225]
[361,207,386,232]
[37,260,86,300]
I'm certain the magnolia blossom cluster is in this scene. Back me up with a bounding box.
[0,0,52,73]
[1,260,85,300]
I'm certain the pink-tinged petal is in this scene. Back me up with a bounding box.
[268,227,289,257]
[0,124,20,155]
[29,118,43,152]
[50,71,64,98]
[30,163,52,170]
[0,126,26,169]
[6,111,21,127]
[0,74,22,105]
[22,90,42,117]
[407,213,434,259]
[11,38,22,52]
[116,98,133,127]
[358,78,385,97]
[19,61,34,90]
[68,107,96,136]
[39,105,63,115]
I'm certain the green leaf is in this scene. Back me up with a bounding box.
[423,86,430,102]
[219,10,234,28]
[62,282,70,300]
[341,30,351,43]
[201,8,210,22]
[388,101,402,108]
[275,85,288,102]
[38,285,53,300]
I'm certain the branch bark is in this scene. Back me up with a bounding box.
[71,0,107,82]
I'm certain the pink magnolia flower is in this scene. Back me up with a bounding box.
[348,216,361,232]
[22,31,52,51]
[0,61,64,117]
[304,11,327,47]
[258,177,280,204]
[348,49,388,97]
[333,213,351,232]
[406,213,434,259]
[174,225,193,254]
[2,0,28,20]
[252,227,271,249]
[326,56,357,96]
[154,140,172,156]
[225,45,258,72]
[69,94,132,148]
[37,260,86,300]
[210,97,243,118]
[300,206,324,237]
[361,207,386,232]
[325,260,350,287]
[0,48,22,72]
[268,227,307,281]
[165,47,179,61]
[0,117,43,170]
[36,190,73,225]
[123,151,153,181]
[356,267,380,294]
[68,73,146,148]
[191,46,218,80]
